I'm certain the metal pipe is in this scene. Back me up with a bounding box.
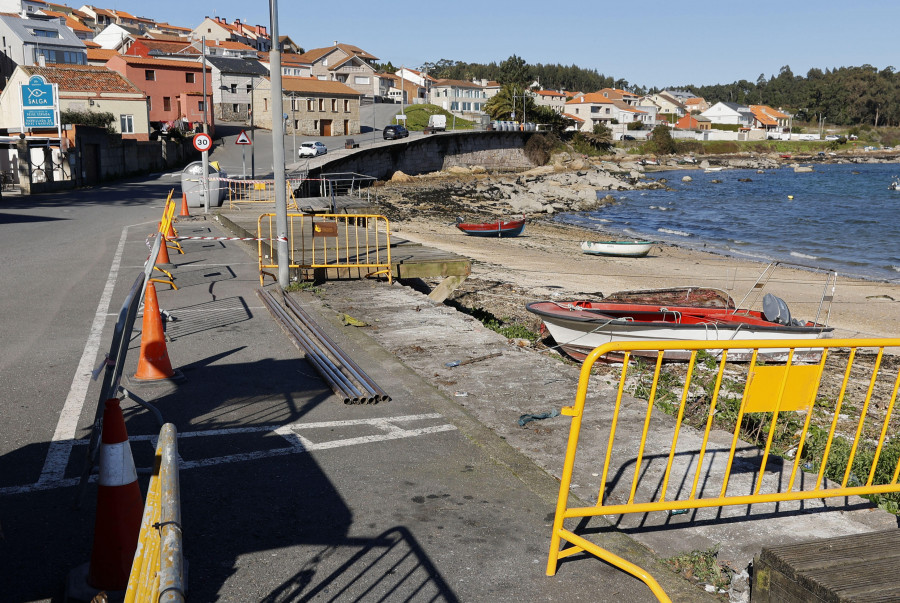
[258,290,361,402]
[158,423,185,602]
[283,293,390,402]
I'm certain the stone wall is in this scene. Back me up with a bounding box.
[309,131,537,181]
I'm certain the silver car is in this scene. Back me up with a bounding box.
[298,141,327,157]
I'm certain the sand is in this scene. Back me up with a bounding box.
[390,215,900,342]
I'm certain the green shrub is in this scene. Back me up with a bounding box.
[524,133,557,165]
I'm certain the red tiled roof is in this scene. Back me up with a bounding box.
[87,48,118,61]
[23,64,144,95]
[433,79,481,88]
[40,9,93,32]
[279,75,360,96]
[563,112,584,122]
[109,54,206,70]
[203,39,256,51]
[566,93,615,105]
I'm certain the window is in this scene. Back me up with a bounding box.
[331,99,337,112]
[343,99,349,112]
[186,73,195,83]
[147,97,152,110]
[163,97,171,111]
[232,103,238,112]
[145,70,155,81]
[120,115,134,133]
[354,76,370,85]
[246,83,252,93]
[230,83,237,94]
[450,102,459,111]
[318,99,324,111]
[307,99,314,111]
[32,29,59,38]
[198,100,205,112]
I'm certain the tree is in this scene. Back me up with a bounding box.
[484,84,537,121]
[646,124,677,155]
[498,54,530,86]
[60,109,116,134]
[583,123,613,150]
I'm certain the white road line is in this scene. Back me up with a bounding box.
[37,225,132,485]
[2,414,457,496]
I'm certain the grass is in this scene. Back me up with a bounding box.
[391,104,476,131]
[665,546,733,592]
[284,281,322,294]
[448,304,540,342]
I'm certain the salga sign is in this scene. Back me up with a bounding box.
[20,75,59,130]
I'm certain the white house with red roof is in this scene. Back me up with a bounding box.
[192,16,271,52]
[251,75,361,137]
[532,89,568,114]
[295,42,381,99]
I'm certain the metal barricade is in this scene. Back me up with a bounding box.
[126,423,184,602]
[225,178,301,210]
[257,213,392,285]
[547,338,900,602]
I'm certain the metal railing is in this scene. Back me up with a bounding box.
[257,213,392,285]
[547,338,900,602]
[125,423,184,602]
[224,177,301,210]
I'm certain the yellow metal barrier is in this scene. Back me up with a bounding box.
[547,338,900,602]
[125,423,184,602]
[225,178,300,210]
[257,213,392,285]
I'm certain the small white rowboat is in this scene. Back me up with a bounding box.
[580,240,653,258]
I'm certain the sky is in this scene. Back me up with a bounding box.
[116,0,899,89]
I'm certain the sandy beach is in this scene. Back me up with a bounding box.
[388,209,900,342]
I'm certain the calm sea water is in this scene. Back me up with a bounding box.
[556,162,900,282]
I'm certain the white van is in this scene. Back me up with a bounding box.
[427,114,447,131]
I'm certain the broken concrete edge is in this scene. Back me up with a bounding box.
[289,286,719,602]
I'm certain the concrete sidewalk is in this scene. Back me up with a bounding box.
[118,215,712,601]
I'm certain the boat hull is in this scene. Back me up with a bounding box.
[526,301,832,362]
[581,241,653,257]
[456,219,525,237]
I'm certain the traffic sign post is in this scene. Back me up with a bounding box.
[20,75,60,137]
[193,134,213,214]
[235,130,251,179]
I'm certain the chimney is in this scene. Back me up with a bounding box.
[333,40,338,46]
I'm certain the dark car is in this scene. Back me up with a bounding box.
[383,124,409,140]
[621,134,636,141]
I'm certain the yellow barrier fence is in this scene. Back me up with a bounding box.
[257,213,392,285]
[125,423,184,602]
[547,338,900,602]
[225,178,301,210]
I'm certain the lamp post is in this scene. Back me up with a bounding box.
[249,74,255,178]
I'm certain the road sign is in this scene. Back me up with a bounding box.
[22,75,53,108]
[23,109,56,128]
[193,133,212,152]
[235,130,252,145]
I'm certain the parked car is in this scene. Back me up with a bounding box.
[825,135,840,141]
[383,125,409,140]
[298,141,327,157]
[621,134,635,141]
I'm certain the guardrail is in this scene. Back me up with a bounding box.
[125,423,185,602]
[224,178,301,210]
[546,338,900,602]
[257,213,392,286]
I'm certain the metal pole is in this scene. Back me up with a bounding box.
[269,0,289,288]
[250,74,255,179]
[201,36,210,214]
[291,94,296,160]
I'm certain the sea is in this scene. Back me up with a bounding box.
[555,162,900,283]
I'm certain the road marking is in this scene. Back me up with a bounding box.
[2,414,457,496]
[37,225,132,485]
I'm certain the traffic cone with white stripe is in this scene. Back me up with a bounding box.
[87,397,143,590]
[178,192,191,217]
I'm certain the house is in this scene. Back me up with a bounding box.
[93,23,142,51]
[683,97,709,113]
[278,35,303,54]
[85,47,117,65]
[295,42,381,99]
[641,92,686,120]
[381,73,425,105]
[77,5,116,33]
[148,22,193,38]
[395,67,436,97]
[251,75,360,137]
[0,63,149,139]
[106,54,213,131]
[674,113,711,130]
[0,12,87,83]
[749,105,791,134]
[194,39,258,59]
[192,16,271,53]
[106,8,154,33]
[700,101,755,127]
[597,87,640,106]
[429,79,491,117]
[37,8,94,41]
[124,37,196,58]
[257,51,312,79]
[532,90,568,114]
[204,55,269,122]
[0,0,51,16]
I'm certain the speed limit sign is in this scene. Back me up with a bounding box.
[192,133,212,152]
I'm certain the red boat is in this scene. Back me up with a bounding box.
[455,217,525,237]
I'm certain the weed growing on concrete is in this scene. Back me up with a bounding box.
[285,281,322,295]
[665,546,733,592]
[454,306,540,342]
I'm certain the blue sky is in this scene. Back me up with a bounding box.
[124,0,898,89]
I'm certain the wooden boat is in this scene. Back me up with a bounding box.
[455,217,525,237]
[526,291,832,362]
[581,240,653,257]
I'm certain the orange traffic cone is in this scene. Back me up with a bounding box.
[155,233,172,266]
[134,283,177,381]
[87,398,144,590]
[179,192,191,217]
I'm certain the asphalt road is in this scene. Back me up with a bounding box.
[209,102,421,178]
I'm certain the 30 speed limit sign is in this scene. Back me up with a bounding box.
[193,133,212,152]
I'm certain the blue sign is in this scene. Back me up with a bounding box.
[24,108,56,128]
[22,75,54,108]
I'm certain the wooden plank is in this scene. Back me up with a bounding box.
[754,529,900,603]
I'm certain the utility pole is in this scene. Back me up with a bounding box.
[269,0,288,288]
[201,36,210,214]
